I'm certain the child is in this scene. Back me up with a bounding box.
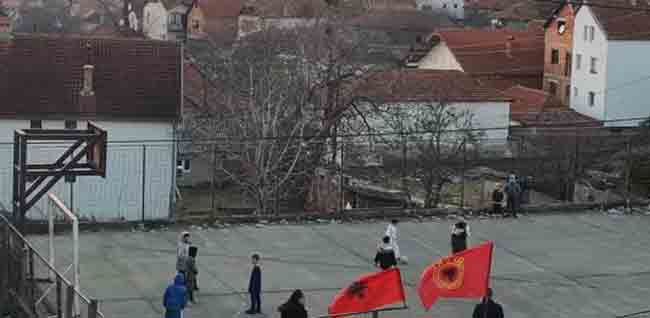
[451,221,470,254]
[374,236,397,270]
[385,219,401,262]
[163,273,187,318]
[186,246,199,303]
[176,232,190,273]
[246,253,262,315]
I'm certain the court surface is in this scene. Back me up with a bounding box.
[30,211,650,318]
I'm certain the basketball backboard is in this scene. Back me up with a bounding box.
[87,122,107,178]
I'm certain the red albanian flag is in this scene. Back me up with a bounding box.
[418,241,494,310]
[329,267,406,315]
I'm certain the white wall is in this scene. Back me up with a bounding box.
[416,0,464,20]
[0,120,176,221]
[357,101,510,144]
[570,6,608,121]
[604,41,650,126]
[143,1,168,40]
[417,42,464,71]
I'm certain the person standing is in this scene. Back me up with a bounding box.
[176,232,190,274]
[504,175,521,218]
[185,246,198,303]
[163,273,187,318]
[278,289,308,318]
[374,236,397,270]
[385,219,401,262]
[491,184,504,215]
[246,253,262,315]
[472,288,504,318]
[450,221,470,254]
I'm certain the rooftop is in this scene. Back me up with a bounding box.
[355,69,510,103]
[0,33,181,119]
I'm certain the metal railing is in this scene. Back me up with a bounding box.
[0,214,104,318]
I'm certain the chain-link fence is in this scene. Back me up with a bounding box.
[0,214,103,318]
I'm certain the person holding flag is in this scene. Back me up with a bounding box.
[472,288,504,318]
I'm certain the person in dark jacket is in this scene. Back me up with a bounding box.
[185,246,198,303]
[163,273,187,318]
[451,221,470,254]
[491,184,504,215]
[246,253,262,315]
[472,288,504,318]
[504,175,521,218]
[374,236,397,270]
[278,289,308,318]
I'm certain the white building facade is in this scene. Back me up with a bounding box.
[571,5,650,126]
[143,0,169,40]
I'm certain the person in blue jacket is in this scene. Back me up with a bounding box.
[246,253,262,315]
[163,273,187,318]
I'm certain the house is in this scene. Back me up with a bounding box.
[0,34,182,221]
[407,28,545,90]
[167,0,192,40]
[186,0,243,43]
[570,1,650,126]
[503,85,601,127]
[143,0,168,40]
[416,0,464,20]
[353,69,511,144]
[543,1,579,106]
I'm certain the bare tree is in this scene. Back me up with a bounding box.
[184,14,378,213]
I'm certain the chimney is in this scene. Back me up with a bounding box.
[79,42,96,113]
[505,35,514,58]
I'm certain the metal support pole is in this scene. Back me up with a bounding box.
[65,285,74,318]
[56,279,62,318]
[28,249,35,313]
[210,143,217,211]
[460,142,467,209]
[141,145,147,222]
[88,299,98,318]
[625,138,632,211]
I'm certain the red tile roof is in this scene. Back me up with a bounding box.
[580,0,650,40]
[432,29,545,76]
[503,85,601,126]
[355,69,510,103]
[0,34,181,119]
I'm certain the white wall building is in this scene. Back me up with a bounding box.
[143,0,169,40]
[0,34,182,222]
[571,4,650,126]
[416,0,464,20]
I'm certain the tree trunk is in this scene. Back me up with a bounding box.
[433,181,445,208]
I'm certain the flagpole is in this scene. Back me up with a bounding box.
[482,242,495,318]
[315,305,409,318]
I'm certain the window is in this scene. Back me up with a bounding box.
[551,49,559,64]
[584,25,588,41]
[564,52,571,76]
[549,81,558,96]
[30,120,42,129]
[453,3,458,8]
[588,92,595,106]
[575,54,582,70]
[192,19,200,31]
[574,87,578,97]
[565,84,571,103]
[589,26,595,42]
[443,3,448,8]
[557,20,567,35]
[177,159,191,173]
[590,57,598,74]
[64,120,77,129]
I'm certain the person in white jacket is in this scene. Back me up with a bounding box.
[385,219,401,262]
[176,231,190,273]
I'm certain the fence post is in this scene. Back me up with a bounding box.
[56,278,62,318]
[65,285,74,318]
[210,143,217,211]
[625,138,632,211]
[88,299,98,318]
[141,144,147,223]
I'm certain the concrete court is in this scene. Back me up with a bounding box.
[28,212,650,318]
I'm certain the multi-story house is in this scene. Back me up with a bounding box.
[571,1,650,126]
[543,1,578,106]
